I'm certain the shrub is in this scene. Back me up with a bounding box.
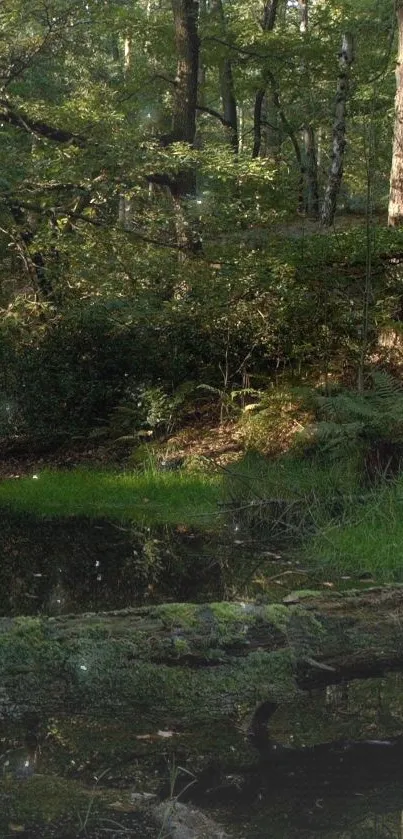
[301,371,403,482]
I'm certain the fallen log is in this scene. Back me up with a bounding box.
[1,586,403,722]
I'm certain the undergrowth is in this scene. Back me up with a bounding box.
[222,449,361,537]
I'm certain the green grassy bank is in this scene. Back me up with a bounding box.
[0,467,221,526]
[304,480,403,582]
[2,456,403,584]
[224,451,403,583]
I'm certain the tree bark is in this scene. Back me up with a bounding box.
[321,32,355,226]
[170,0,199,197]
[3,588,403,721]
[303,124,320,217]
[252,0,279,159]
[299,0,319,219]
[389,4,403,226]
[262,0,279,31]
[211,0,238,153]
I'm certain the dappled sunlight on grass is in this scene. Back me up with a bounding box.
[0,468,222,526]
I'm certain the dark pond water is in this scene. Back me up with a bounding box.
[0,510,375,617]
[0,510,307,616]
[1,509,402,838]
[2,673,403,838]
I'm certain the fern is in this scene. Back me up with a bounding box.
[305,372,403,478]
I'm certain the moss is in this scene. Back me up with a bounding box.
[285,590,324,601]
[262,603,291,633]
[0,605,303,722]
[208,603,248,622]
[171,637,191,655]
[156,603,200,629]
[0,775,100,822]
[0,619,66,677]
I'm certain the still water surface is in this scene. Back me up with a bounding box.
[1,511,402,839]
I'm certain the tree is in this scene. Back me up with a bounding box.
[299,0,319,218]
[321,31,355,225]
[252,0,280,159]
[210,0,238,153]
[170,0,199,194]
[388,2,403,226]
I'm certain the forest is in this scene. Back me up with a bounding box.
[1,0,403,572]
[3,2,403,837]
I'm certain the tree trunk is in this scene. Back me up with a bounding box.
[211,0,238,153]
[119,35,133,229]
[321,32,354,226]
[3,588,403,721]
[252,0,279,159]
[389,4,403,226]
[171,0,199,197]
[303,125,320,217]
[262,0,279,31]
[299,0,319,219]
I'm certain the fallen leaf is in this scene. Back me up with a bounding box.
[109,801,137,812]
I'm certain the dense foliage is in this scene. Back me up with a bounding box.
[0,0,402,441]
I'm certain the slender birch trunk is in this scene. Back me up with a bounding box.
[388,4,403,226]
[119,36,133,229]
[321,32,354,226]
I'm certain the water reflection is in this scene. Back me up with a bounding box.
[0,511,284,616]
[3,674,403,838]
[193,673,403,838]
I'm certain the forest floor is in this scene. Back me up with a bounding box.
[0,419,244,479]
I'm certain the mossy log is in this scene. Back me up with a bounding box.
[1,587,403,722]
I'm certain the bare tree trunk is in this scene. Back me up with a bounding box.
[262,0,279,30]
[303,125,320,217]
[252,0,279,159]
[211,0,238,153]
[388,5,403,226]
[220,58,238,153]
[170,0,201,255]
[119,35,133,228]
[321,32,354,226]
[171,0,199,182]
[299,0,319,218]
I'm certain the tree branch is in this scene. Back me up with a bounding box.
[196,104,233,127]
[0,100,86,145]
[202,36,264,60]
[2,198,199,253]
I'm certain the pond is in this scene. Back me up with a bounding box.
[1,510,402,838]
[0,510,374,617]
[0,509,312,615]
[2,673,403,838]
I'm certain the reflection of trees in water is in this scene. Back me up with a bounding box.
[0,513,251,615]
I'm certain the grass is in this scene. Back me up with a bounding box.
[0,467,221,526]
[305,478,403,582]
[223,449,360,502]
[222,449,361,536]
[4,453,403,583]
[223,450,403,582]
